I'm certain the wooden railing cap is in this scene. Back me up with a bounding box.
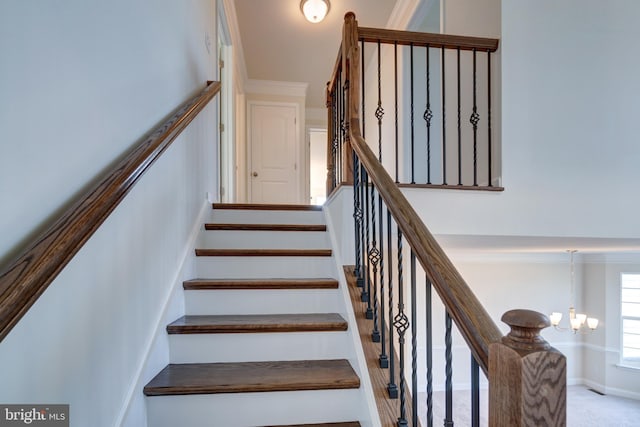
[501,309,551,352]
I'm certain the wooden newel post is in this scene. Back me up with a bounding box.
[489,309,566,426]
[342,12,357,186]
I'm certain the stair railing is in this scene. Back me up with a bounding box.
[0,81,221,342]
[329,13,566,426]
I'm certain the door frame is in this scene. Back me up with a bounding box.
[247,100,302,204]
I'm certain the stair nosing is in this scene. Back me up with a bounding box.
[167,313,348,334]
[195,249,332,257]
[183,278,339,290]
[212,203,322,211]
[204,223,327,232]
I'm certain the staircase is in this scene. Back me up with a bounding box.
[144,203,369,427]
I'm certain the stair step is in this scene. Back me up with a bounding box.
[195,249,332,257]
[205,223,326,232]
[143,359,360,396]
[167,313,348,334]
[213,203,322,211]
[263,423,361,427]
[183,278,339,290]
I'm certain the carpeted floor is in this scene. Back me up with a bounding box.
[416,385,640,426]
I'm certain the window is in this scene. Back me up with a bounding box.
[621,273,640,361]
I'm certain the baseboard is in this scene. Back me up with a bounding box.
[115,199,210,426]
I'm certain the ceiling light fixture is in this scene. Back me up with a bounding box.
[300,0,330,24]
[550,250,599,333]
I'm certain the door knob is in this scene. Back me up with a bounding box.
[252,172,258,177]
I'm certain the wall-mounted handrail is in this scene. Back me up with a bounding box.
[0,81,221,343]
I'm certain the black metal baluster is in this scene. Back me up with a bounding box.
[394,228,409,427]
[370,184,380,341]
[441,47,447,185]
[410,43,415,184]
[444,311,454,427]
[353,152,362,284]
[424,44,433,185]
[457,47,462,186]
[362,169,372,320]
[425,275,433,427]
[471,355,480,427]
[487,51,492,187]
[411,250,418,427]
[387,210,397,398]
[470,48,480,187]
[338,73,343,185]
[357,162,365,288]
[331,84,340,188]
[394,41,399,183]
[376,39,388,367]
[362,40,365,138]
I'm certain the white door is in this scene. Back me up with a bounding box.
[249,103,299,204]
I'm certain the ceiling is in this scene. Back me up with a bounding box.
[233,0,399,108]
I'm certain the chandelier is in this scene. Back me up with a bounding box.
[549,250,599,333]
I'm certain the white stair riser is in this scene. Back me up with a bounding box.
[198,230,329,249]
[169,331,350,364]
[195,256,336,279]
[184,289,342,315]
[209,209,325,225]
[146,389,363,427]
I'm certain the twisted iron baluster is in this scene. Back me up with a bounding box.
[353,153,362,283]
[370,184,380,341]
[426,275,434,427]
[411,250,418,426]
[387,210,397,398]
[441,47,447,185]
[410,43,415,184]
[471,356,480,427]
[470,48,480,187]
[394,229,409,427]
[379,198,388,367]
[362,170,372,320]
[444,311,454,427]
[424,44,433,184]
[487,51,493,187]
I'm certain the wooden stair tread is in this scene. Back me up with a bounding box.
[183,278,339,290]
[213,203,322,211]
[143,359,360,396]
[195,249,332,257]
[204,223,326,231]
[167,313,348,334]
[263,422,361,427]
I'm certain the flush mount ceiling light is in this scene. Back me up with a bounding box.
[300,0,330,23]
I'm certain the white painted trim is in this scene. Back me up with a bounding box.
[323,203,381,427]
[581,378,640,401]
[115,200,209,426]
[221,0,248,92]
[246,100,304,204]
[245,79,308,98]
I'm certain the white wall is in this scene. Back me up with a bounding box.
[0,1,218,425]
[398,0,640,240]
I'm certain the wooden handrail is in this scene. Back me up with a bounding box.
[342,12,501,374]
[334,13,565,425]
[358,27,499,52]
[0,81,221,342]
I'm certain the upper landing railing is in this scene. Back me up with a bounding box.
[0,81,221,342]
[328,13,566,426]
[327,16,503,193]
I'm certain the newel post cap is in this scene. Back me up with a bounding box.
[501,309,551,352]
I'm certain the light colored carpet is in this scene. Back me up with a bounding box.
[415,386,640,426]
